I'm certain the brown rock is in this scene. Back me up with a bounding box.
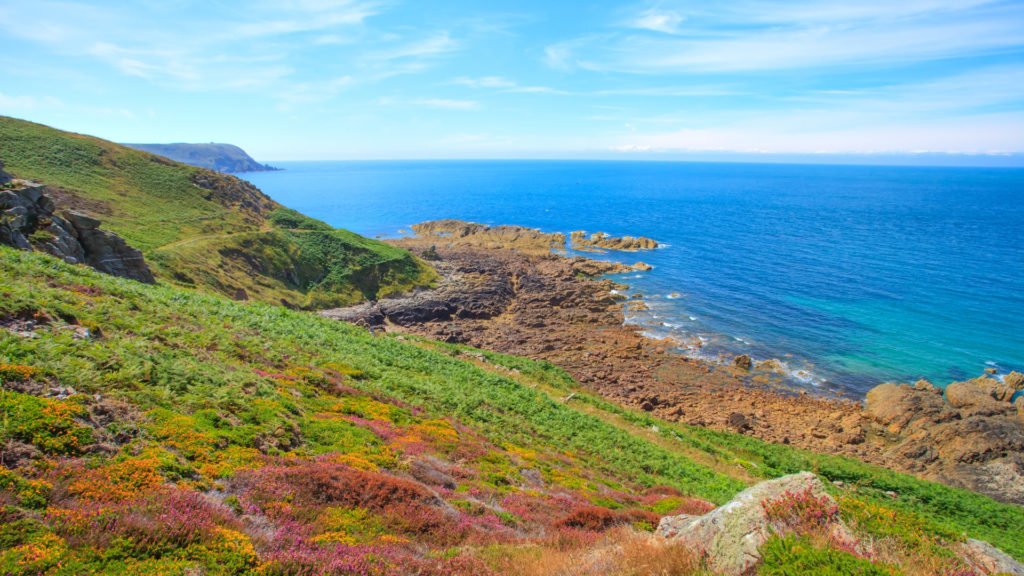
[733,354,753,371]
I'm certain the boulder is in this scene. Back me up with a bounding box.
[0,160,11,184]
[958,538,1024,576]
[946,378,1014,415]
[865,383,948,435]
[733,354,753,371]
[1004,371,1024,392]
[657,472,855,575]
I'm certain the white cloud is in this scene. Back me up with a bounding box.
[628,8,685,34]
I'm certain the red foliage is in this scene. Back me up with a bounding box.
[234,460,437,512]
[761,487,840,531]
[557,505,661,532]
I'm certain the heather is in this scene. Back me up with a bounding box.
[1,247,1022,574]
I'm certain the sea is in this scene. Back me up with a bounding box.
[243,160,1024,397]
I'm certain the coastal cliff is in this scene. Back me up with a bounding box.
[123,142,279,173]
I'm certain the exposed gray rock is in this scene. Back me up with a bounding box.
[0,160,11,185]
[958,538,1024,576]
[657,472,857,576]
[0,184,155,283]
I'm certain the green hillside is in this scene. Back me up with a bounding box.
[1,247,1021,575]
[0,116,435,308]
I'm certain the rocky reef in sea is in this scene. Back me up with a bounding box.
[411,219,659,257]
[570,230,659,252]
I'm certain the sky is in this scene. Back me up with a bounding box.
[2,0,1024,162]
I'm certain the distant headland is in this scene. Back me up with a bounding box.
[122,142,279,173]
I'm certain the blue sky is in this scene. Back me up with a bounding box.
[2,0,1024,161]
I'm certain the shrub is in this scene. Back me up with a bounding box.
[0,391,94,455]
[759,534,900,576]
[762,488,840,533]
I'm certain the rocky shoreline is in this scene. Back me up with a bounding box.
[324,220,1024,505]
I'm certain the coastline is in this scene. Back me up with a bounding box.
[322,220,1024,505]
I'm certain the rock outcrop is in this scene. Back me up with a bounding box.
[657,472,856,575]
[0,183,155,283]
[0,161,11,185]
[958,538,1024,576]
[864,374,1024,504]
[410,220,659,256]
[411,220,566,256]
[570,230,659,251]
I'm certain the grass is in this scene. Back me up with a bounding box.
[1,248,1022,574]
[0,115,435,308]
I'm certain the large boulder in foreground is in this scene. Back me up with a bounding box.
[864,376,1024,505]
[657,472,856,575]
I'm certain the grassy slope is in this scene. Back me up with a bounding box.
[1,248,1021,575]
[0,116,434,308]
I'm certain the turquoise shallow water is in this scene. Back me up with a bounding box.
[243,161,1024,396]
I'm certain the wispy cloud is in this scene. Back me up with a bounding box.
[415,98,480,110]
[451,76,567,94]
[375,96,480,110]
[552,1,1024,73]
[367,32,458,61]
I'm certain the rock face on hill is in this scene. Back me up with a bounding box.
[864,375,1024,504]
[124,143,278,173]
[0,161,11,185]
[0,183,154,283]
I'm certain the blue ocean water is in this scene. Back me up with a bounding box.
[243,161,1024,396]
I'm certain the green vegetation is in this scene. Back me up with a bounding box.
[2,247,1023,575]
[0,116,435,307]
[759,535,898,576]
